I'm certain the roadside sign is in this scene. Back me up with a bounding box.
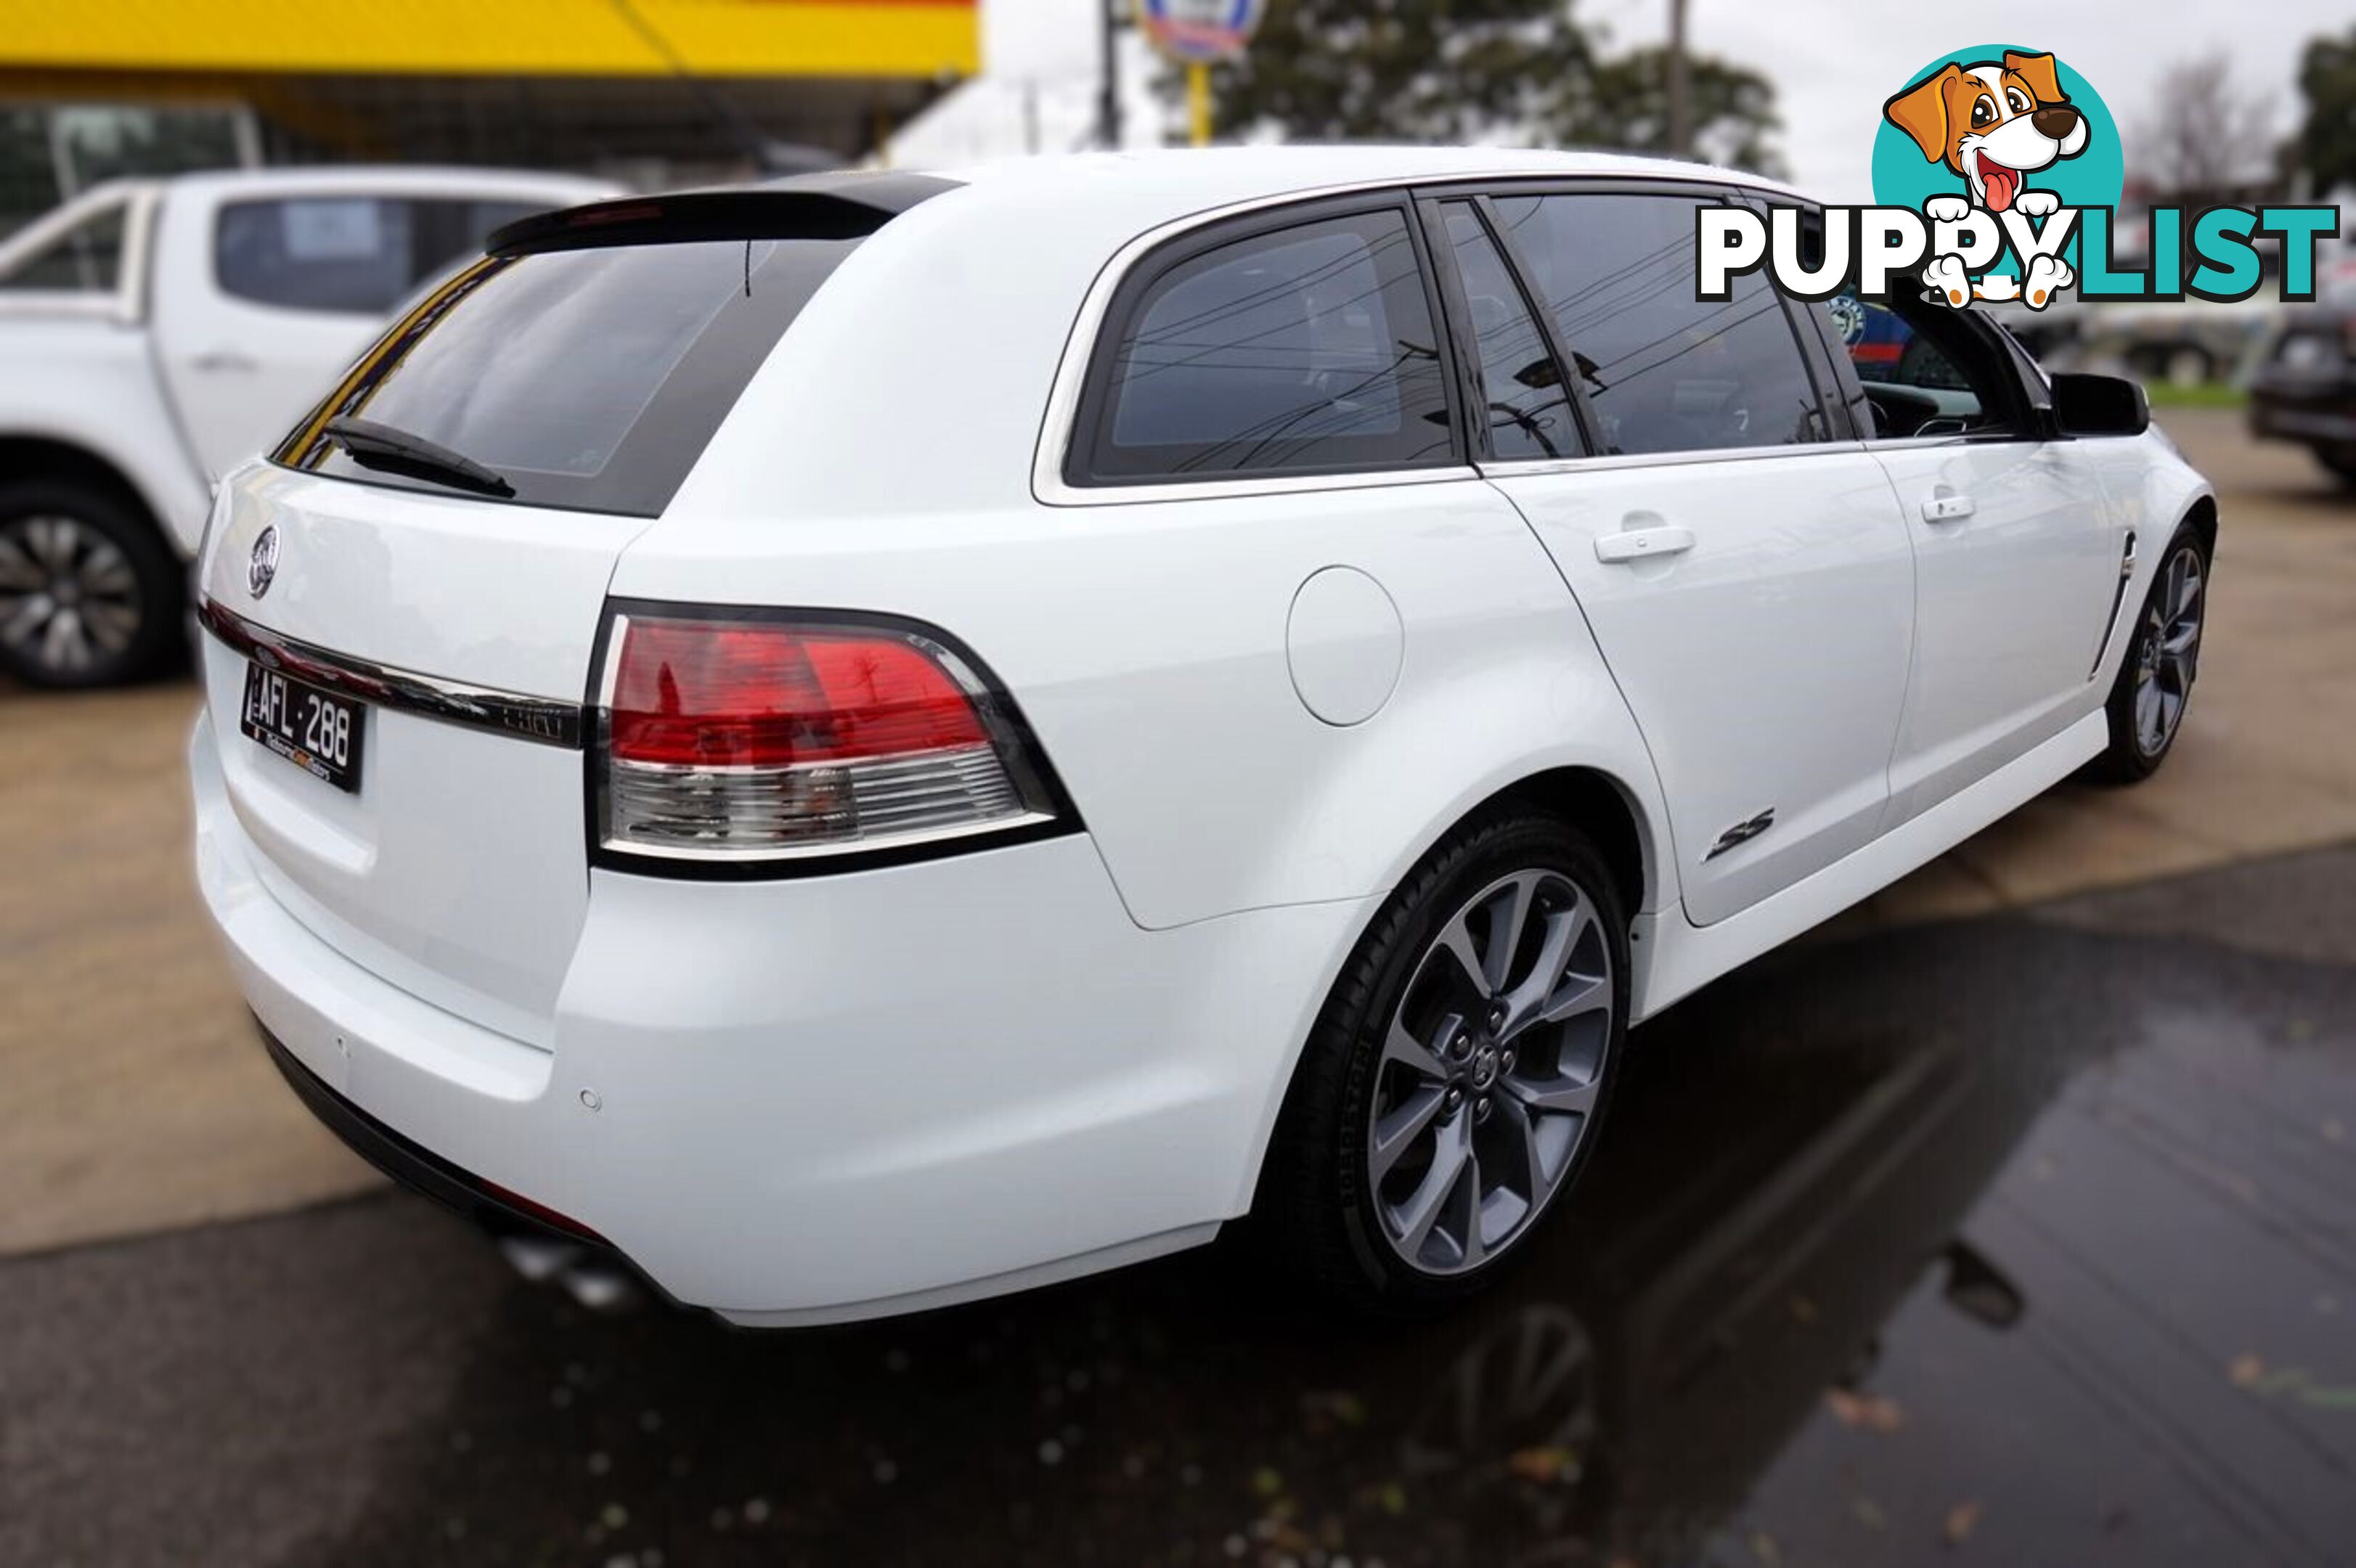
[1137,0,1264,144]
[1137,0,1265,65]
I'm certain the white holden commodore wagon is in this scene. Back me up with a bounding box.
[190,149,2214,1324]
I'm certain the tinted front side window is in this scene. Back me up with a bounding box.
[1082,208,1455,481]
[1437,203,1576,460]
[277,237,857,517]
[216,197,558,315]
[1830,293,2022,439]
[1493,192,1826,457]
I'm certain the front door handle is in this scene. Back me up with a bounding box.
[1920,492,1976,523]
[1594,526,1695,564]
[189,348,259,373]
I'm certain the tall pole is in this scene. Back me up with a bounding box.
[1666,0,1691,159]
[1099,0,1125,150]
[1188,62,1211,146]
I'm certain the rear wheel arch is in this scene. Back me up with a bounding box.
[1485,766,1656,918]
[1232,765,1656,1212]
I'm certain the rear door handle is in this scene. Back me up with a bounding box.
[190,348,259,373]
[1594,526,1695,564]
[1920,492,1976,523]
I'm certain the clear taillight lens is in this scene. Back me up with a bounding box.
[594,608,1063,867]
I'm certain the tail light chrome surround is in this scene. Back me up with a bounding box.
[587,601,1077,878]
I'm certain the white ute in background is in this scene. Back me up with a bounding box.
[0,167,613,687]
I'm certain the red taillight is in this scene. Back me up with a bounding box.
[595,610,1059,865]
[610,621,987,767]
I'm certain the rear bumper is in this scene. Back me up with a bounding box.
[192,711,1370,1323]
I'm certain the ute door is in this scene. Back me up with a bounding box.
[152,186,551,478]
[1822,291,2121,825]
[1438,188,1915,926]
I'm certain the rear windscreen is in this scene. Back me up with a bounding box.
[274,236,860,518]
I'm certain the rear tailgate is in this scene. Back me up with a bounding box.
[197,467,638,1046]
[189,180,945,1046]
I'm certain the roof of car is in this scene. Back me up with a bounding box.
[931,144,1806,211]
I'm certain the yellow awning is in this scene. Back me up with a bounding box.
[0,0,978,82]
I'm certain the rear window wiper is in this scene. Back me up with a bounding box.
[322,416,515,499]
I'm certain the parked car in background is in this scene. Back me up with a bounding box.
[0,167,613,687]
[2249,305,2356,485]
[189,150,2214,1326]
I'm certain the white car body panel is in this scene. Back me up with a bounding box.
[186,146,2216,1321]
[197,466,651,1043]
[1871,438,2124,824]
[1488,446,1915,926]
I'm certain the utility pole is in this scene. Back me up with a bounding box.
[1666,0,1691,159]
[1098,0,1125,151]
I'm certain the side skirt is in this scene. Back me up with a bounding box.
[1628,709,2108,1021]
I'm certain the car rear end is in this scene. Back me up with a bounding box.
[2248,308,2356,478]
[187,178,1334,1322]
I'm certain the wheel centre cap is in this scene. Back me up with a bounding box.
[1469,1043,1501,1092]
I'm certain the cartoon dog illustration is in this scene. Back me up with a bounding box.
[1886,50,2087,307]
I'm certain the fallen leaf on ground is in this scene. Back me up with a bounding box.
[1944,1500,1983,1545]
[1825,1389,1905,1432]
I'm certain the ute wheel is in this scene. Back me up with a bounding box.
[0,479,182,688]
[2087,523,2208,784]
[1252,809,1627,1314]
[2315,448,2356,487]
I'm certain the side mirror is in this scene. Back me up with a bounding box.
[2051,372,2150,437]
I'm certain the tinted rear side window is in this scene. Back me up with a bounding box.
[1435,202,1577,461]
[275,237,855,518]
[216,197,560,315]
[1492,192,1827,457]
[1076,208,1456,483]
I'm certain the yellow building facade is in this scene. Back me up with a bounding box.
[0,0,979,228]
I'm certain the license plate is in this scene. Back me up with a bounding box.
[240,661,365,793]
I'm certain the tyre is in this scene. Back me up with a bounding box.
[2086,523,2208,784]
[1252,809,1628,1313]
[0,479,182,688]
[2315,447,2356,487]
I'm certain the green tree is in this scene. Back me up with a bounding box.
[2292,26,2356,195]
[1171,1,1782,176]
[1544,46,1785,177]
[1186,0,1595,144]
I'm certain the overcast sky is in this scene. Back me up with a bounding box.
[972,0,2350,198]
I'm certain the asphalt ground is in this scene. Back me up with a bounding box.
[4,845,2352,1568]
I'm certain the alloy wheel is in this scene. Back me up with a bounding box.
[1366,868,1613,1275]
[0,515,145,677]
[2132,543,2204,757]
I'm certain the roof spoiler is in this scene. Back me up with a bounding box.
[488,172,960,256]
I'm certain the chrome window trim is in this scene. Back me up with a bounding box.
[198,596,583,750]
[1477,439,1870,480]
[1030,169,1764,507]
[1854,433,2039,452]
